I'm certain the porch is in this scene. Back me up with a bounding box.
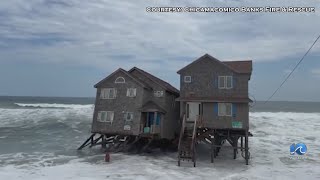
[139,101,166,135]
[140,112,161,134]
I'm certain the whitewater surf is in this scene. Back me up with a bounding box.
[0,97,319,179]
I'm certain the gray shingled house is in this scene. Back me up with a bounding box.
[78,67,180,151]
[78,54,253,166]
[176,54,252,166]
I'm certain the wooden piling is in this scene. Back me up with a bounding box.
[77,133,96,150]
[233,137,238,159]
[245,130,249,165]
[211,137,214,163]
[240,136,243,152]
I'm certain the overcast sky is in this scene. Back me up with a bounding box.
[0,0,319,101]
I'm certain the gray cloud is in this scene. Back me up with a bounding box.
[0,0,319,72]
[311,68,320,77]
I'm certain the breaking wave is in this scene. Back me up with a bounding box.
[0,103,320,179]
[14,103,94,109]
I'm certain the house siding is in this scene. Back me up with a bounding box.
[202,103,249,130]
[130,69,179,139]
[163,91,180,139]
[179,56,249,98]
[178,55,251,130]
[91,70,144,135]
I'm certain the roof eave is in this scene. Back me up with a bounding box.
[94,68,147,89]
[129,67,179,94]
[177,53,239,74]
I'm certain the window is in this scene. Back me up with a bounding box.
[226,76,233,89]
[218,103,232,116]
[218,76,225,88]
[100,88,117,99]
[126,88,137,97]
[97,111,114,122]
[218,76,233,89]
[154,91,164,97]
[184,76,191,83]
[115,77,125,83]
[123,112,134,121]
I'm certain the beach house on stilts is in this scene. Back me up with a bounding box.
[176,54,253,166]
[78,67,180,152]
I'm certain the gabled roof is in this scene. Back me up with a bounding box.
[222,60,252,74]
[128,67,180,95]
[139,101,166,113]
[177,54,252,74]
[94,68,150,88]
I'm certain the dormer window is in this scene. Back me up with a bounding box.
[184,76,191,83]
[115,77,125,83]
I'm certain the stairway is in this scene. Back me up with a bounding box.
[178,115,198,167]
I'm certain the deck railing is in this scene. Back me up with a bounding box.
[191,115,198,153]
[178,114,186,153]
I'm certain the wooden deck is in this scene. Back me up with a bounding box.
[177,114,252,166]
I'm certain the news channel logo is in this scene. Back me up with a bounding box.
[290,143,307,155]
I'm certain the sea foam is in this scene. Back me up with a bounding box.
[0,107,320,179]
[14,103,94,109]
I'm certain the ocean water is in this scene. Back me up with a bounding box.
[0,96,320,180]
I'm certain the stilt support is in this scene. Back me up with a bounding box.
[241,136,243,152]
[233,137,238,159]
[77,133,96,150]
[211,137,214,163]
[245,130,249,165]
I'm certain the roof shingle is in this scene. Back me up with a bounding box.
[129,67,179,95]
[222,60,252,74]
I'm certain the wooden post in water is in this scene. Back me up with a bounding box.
[233,137,237,159]
[101,134,107,149]
[245,130,249,165]
[240,136,243,152]
[211,136,214,163]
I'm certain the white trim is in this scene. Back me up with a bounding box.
[218,103,232,116]
[127,88,137,97]
[115,77,125,83]
[124,125,131,130]
[97,111,114,122]
[218,76,225,89]
[226,76,233,89]
[186,102,201,122]
[218,76,233,89]
[101,88,117,99]
[184,76,192,83]
[123,112,134,121]
[154,90,164,97]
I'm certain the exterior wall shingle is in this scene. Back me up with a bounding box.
[91,68,180,139]
[178,56,251,130]
[130,69,179,139]
[202,103,249,129]
[179,57,249,98]
[91,70,144,135]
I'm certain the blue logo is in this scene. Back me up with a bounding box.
[290,143,307,155]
